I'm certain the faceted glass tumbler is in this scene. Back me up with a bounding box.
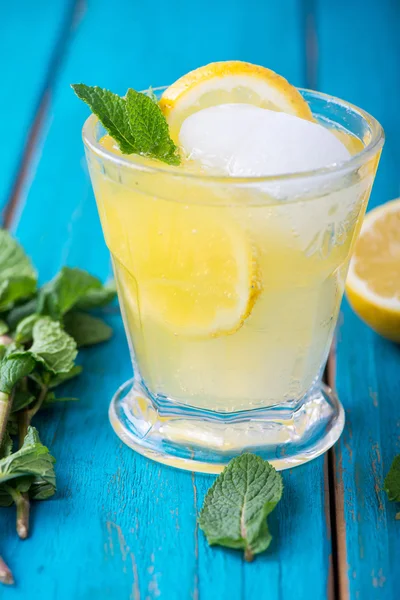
[83,89,383,473]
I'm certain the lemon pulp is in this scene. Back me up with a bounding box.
[346,198,400,341]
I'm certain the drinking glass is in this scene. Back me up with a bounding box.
[83,89,383,473]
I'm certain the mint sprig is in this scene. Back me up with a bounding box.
[0,228,116,585]
[71,84,180,166]
[199,453,283,561]
[0,426,56,539]
[384,455,400,519]
[0,427,55,490]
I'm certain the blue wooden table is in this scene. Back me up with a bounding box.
[0,1,399,598]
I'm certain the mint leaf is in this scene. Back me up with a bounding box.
[0,427,55,489]
[7,276,115,328]
[0,354,35,394]
[75,281,116,310]
[6,421,17,437]
[0,277,37,312]
[11,387,35,413]
[0,472,54,504]
[0,321,8,336]
[72,85,134,153]
[64,312,113,347]
[0,230,36,282]
[125,89,180,165]
[15,314,41,344]
[199,454,283,561]
[7,298,38,330]
[4,341,19,357]
[38,267,102,319]
[44,393,78,404]
[48,365,82,389]
[28,478,56,501]
[72,84,180,166]
[0,431,12,458]
[0,230,36,311]
[29,318,77,374]
[0,427,56,508]
[384,455,400,510]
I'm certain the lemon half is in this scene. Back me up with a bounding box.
[160,60,314,141]
[346,198,400,341]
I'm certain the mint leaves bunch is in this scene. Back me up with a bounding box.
[72,84,180,166]
[0,230,116,585]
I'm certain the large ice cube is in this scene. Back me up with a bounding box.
[179,104,351,177]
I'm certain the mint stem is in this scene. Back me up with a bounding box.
[15,383,48,539]
[0,391,11,449]
[17,410,31,540]
[0,555,14,585]
[0,334,16,448]
[27,384,48,421]
[244,547,254,562]
[3,485,29,540]
[18,406,30,447]
[16,493,30,539]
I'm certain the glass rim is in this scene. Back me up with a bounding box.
[82,86,384,185]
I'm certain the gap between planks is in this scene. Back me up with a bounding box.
[326,345,349,600]
[2,0,82,229]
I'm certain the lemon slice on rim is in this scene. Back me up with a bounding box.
[346,198,400,341]
[160,60,314,140]
[111,200,261,337]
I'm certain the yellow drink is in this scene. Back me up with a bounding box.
[89,131,372,411]
[83,88,383,472]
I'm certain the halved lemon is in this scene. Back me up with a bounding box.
[346,198,400,341]
[110,198,261,337]
[160,60,314,141]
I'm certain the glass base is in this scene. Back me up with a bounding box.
[109,380,345,473]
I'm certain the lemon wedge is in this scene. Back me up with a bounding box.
[160,60,314,140]
[346,198,400,341]
[113,200,261,337]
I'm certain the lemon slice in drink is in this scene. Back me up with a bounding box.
[114,201,261,337]
[160,60,314,140]
[115,62,313,336]
[346,198,400,341]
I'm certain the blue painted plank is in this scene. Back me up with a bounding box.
[318,0,400,597]
[0,1,332,598]
[0,0,75,216]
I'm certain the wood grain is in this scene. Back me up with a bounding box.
[0,0,76,220]
[0,1,333,598]
[317,0,400,597]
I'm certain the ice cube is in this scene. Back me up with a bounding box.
[179,104,351,177]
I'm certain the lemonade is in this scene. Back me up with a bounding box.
[79,62,384,471]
